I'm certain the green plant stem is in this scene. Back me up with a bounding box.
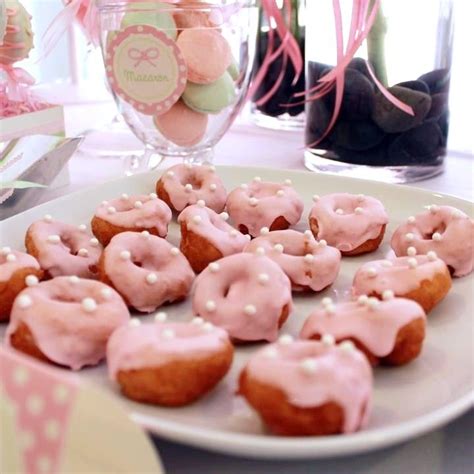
[367,0,388,87]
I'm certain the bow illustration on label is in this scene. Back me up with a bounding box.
[128,47,160,68]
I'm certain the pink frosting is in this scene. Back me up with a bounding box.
[102,232,194,313]
[94,193,171,236]
[26,218,103,279]
[300,297,426,357]
[309,193,388,252]
[177,203,249,256]
[5,276,130,370]
[244,230,341,292]
[242,340,372,433]
[158,163,227,212]
[107,319,232,379]
[192,252,293,342]
[226,179,304,237]
[0,247,40,283]
[391,205,474,277]
[352,254,450,297]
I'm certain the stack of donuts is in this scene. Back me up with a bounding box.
[1,163,472,436]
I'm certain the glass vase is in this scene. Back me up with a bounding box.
[304,0,454,183]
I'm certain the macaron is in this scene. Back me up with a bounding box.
[121,2,177,40]
[153,100,208,147]
[176,29,232,84]
[227,57,239,81]
[182,71,236,114]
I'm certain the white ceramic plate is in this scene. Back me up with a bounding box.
[1,166,473,460]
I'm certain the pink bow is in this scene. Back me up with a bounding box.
[128,47,160,68]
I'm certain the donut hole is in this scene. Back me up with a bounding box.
[51,293,81,304]
[182,175,203,190]
[58,234,82,256]
[422,222,447,239]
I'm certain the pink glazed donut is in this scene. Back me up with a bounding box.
[156,163,227,213]
[25,215,102,279]
[244,229,341,292]
[192,252,293,343]
[238,338,373,436]
[226,177,304,237]
[6,276,130,370]
[99,231,195,313]
[178,201,249,273]
[309,193,388,255]
[91,192,172,246]
[391,205,474,277]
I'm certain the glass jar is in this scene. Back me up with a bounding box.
[304,0,454,183]
[251,0,305,131]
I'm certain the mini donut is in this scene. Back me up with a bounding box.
[238,338,372,436]
[0,247,43,321]
[352,253,451,313]
[99,231,194,313]
[391,205,474,277]
[244,229,341,292]
[156,163,227,213]
[25,215,102,279]
[192,252,293,343]
[300,296,426,366]
[91,193,172,246]
[177,201,249,273]
[107,316,233,406]
[6,276,129,370]
[226,177,304,237]
[309,193,388,255]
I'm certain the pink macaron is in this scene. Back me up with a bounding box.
[153,100,208,147]
[176,29,232,84]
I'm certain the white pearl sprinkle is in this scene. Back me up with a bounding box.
[263,347,278,358]
[354,207,363,214]
[81,298,97,313]
[276,189,285,197]
[209,262,220,272]
[162,329,175,339]
[321,334,335,346]
[69,276,79,284]
[120,250,131,260]
[255,246,265,256]
[205,300,216,312]
[134,201,143,209]
[108,206,117,214]
[208,165,216,171]
[240,183,248,190]
[356,194,365,201]
[322,297,333,306]
[229,229,239,237]
[304,254,314,263]
[278,334,293,345]
[121,193,129,200]
[253,176,262,182]
[184,163,192,169]
[407,246,417,256]
[203,322,214,332]
[220,212,229,221]
[192,215,202,225]
[146,273,158,284]
[6,253,16,262]
[192,317,204,325]
[312,194,320,202]
[427,251,438,261]
[43,214,53,223]
[78,224,87,231]
[47,235,61,244]
[381,260,393,267]
[244,304,257,315]
[335,208,344,215]
[209,183,217,192]
[430,205,439,214]
[407,216,416,224]
[258,273,269,284]
[367,297,380,310]
[141,231,150,238]
[166,170,175,177]
[304,230,313,239]
[197,199,206,208]
[17,295,32,309]
[245,234,252,240]
[249,197,259,207]
[155,312,167,322]
[184,184,193,192]
[318,239,327,248]
[405,233,414,241]
[1,246,11,255]
[101,200,108,206]
[90,238,99,247]
[25,275,39,287]
[149,193,158,199]
[339,340,356,351]
[300,358,317,374]
[170,247,180,256]
[77,248,89,258]
[407,257,418,268]
[451,209,464,218]
[274,243,284,253]
[367,267,378,278]
[259,227,269,235]
[382,290,394,300]
[357,295,369,306]
[325,304,336,315]
[284,179,292,186]
[432,232,442,241]
[129,318,141,327]
[101,288,113,299]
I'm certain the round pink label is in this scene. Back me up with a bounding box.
[106,25,187,116]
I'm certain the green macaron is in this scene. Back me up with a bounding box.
[227,57,240,81]
[182,72,237,115]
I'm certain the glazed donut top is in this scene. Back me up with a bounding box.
[352,253,450,296]
[102,231,194,313]
[192,252,293,342]
[309,193,388,252]
[26,217,102,279]
[226,178,304,237]
[94,193,171,234]
[5,276,129,370]
[178,202,249,255]
[158,163,227,212]
[300,296,426,357]
[243,339,372,433]
[0,247,40,282]
[244,229,341,292]
[107,317,231,379]
[390,205,474,277]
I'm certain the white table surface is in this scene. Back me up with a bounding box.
[9,103,474,473]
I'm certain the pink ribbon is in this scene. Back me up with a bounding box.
[128,47,160,68]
